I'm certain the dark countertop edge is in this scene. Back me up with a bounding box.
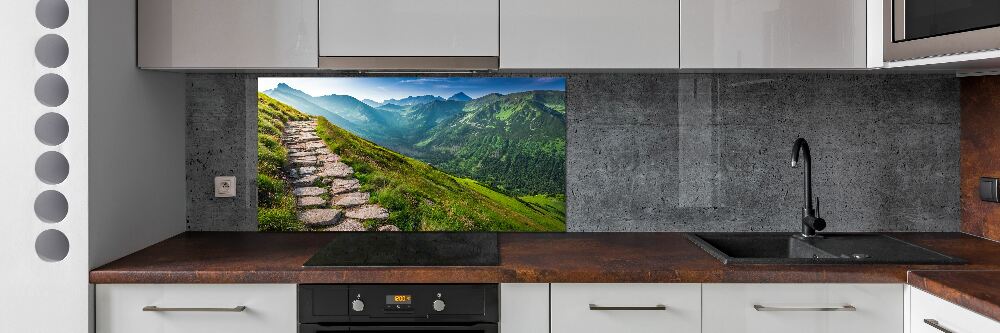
[88,232,1000,286]
[907,270,1000,322]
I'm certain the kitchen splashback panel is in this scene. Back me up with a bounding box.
[256,77,566,232]
[187,73,960,232]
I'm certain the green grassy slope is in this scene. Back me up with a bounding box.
[454,178,566,229]
[415,91,567,196]
[518,193,566,218]
[256,93,311,231]
[315,117,565,232]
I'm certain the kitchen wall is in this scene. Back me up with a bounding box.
[90,0,187,268]
[960,75,1000,242]
[187,73,960,232]
[187,75,258,231]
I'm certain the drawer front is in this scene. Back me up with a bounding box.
[910,287,1000,333]
[703,283,903,333]
[551,283,700,333]
[96,284,297,333]
[319,0,499,57]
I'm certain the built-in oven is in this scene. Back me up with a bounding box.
[299,284,499,333]
[884,0,1000,61]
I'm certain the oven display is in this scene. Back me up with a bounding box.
[386,294,412,305]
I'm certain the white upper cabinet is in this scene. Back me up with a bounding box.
[681,0,880,68]
[319,0,499,57]
[133,0,893,70]
[137,0,318,69]
[500,0,681,69]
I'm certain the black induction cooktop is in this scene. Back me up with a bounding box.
[303,232,500,266]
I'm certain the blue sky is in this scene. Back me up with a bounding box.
[258,77,565,103]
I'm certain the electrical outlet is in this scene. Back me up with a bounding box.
[215,176,236,198]
[980,177,999,202]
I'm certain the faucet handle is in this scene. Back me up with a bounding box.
[815,196,820,218]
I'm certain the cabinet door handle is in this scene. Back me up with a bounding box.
[589,304,667,311]
[142,306,247,312]
[923,319,955,333]
[753,304,856,312]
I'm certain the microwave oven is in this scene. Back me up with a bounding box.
[884,0,1000,62]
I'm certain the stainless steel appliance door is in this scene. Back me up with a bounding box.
[885,0,1000,61]
[896,0,1000,41]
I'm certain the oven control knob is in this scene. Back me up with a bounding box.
[351,299,365,312]
[432,299,446,312]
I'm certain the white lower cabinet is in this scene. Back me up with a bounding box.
[96,284,297,333]
[910,287,1000,333]
[94,282,1000,333]
[702,284,904,333]
[551,283,701,333]
[500,283,549,333]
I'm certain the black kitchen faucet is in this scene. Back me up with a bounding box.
[791,138,826,237]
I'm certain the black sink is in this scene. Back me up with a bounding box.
[686,233,965,265]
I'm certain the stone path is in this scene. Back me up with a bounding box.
[282,120,400,232]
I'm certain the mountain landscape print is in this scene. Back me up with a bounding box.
[256,77,567,232]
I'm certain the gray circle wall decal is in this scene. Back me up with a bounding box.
[35,151,70,185]
[35,229,70,262]
[35,112,69,146]
[34,73,69,107]
[35,34,69,68]
[36,0,69,29]
[34,190,68,223]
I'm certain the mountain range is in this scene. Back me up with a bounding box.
[262,83,567,195]
[447,92,472,101]
[360,92,471,108]
[383,94,445,106]
[361,99,383,108]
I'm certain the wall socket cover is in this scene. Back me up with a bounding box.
[980,177,999,203]
[215,176,236,198]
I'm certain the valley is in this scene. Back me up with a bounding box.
[257,92,565,232]
[263,83,567,197]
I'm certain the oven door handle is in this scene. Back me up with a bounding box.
[348,323,498,332]
[297,324,349,333]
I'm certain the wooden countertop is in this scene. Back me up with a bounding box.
[91,232,1000,284]
[908,270,1000,322]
